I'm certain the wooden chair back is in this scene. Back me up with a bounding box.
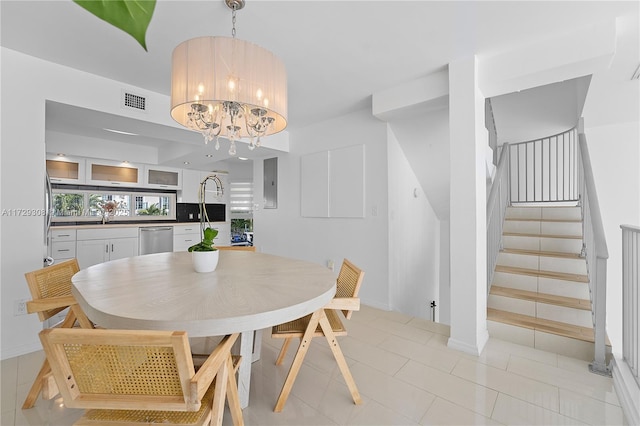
[22,258,94,409]
[40,328,242,424]
[25,258,80,322]
[334,259,365,319]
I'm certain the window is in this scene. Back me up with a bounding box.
[229,181,254,214]
[52,188,175,222]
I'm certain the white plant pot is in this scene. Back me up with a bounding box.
[192,250,219,273]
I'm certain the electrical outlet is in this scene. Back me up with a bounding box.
[14,298,30,316]
[327,260,334,271]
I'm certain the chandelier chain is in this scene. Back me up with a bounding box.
[231,7,237,38]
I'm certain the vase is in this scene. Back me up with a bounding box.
[192,250,219,273]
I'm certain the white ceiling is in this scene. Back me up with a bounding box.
[1,1,638,168]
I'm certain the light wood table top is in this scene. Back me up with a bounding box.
[71,251,337,337]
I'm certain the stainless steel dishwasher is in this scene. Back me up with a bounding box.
[139,226,173,255]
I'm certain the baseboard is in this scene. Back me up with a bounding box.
[1,339,42,361]
[361,299,390,311]
[612,356,640,426]
[447,329,489,356]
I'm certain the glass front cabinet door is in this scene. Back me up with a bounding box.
[46,154,86,184]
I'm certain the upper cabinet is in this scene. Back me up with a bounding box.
[86,160,142,187]
[180,170,228,204]
[180,169,201,203]
[46,155,86,184]
[144,166,182,189]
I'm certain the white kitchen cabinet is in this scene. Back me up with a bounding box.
[173,223,230,251]
[202,172,227,204]
[173,224,200,252]
[144,166,182,189]
[180,169,201,203]
[76,237,138,268]
[46,155,86,184]
[49,228,77,262]
[86,159,142,187]
[180,170,228,204]
[76,227,139,268]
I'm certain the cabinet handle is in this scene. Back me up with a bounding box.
[184,239,193,242]
[57,249,70,252]
[106,244,109,253]
[58,234,70,237]
[111,244,114,252]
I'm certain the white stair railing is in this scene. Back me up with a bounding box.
[620,224,640,386]
[577,132,610,376]
[508,128,579,203]
[486,144,510,293]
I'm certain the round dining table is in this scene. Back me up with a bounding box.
[71,250,337,408]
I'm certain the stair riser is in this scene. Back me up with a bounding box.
[537,303,592,328]
[497,252,587,275]
[492,272,590,299]
[502,235,583,253]
[488,294,536,316]
[538,277,591,300]
[487,321,594,361]
[505,207,582,221]
[504,221,582,237]
[488,294,592,328]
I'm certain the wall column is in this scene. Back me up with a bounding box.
[447,55,488,355]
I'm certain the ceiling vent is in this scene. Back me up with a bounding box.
[632,64,640,81]
[121,90,147,113]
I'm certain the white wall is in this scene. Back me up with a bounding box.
[439,220,451,325]
[252,108,390,310]
[584,121,640,355]
[387,126,441,320]
[0,48,179,359]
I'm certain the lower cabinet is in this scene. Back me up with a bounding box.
[173,223,230,252]
[173,225,200,252]
[76,228,139,269]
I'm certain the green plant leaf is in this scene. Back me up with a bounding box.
[73,0,156,51]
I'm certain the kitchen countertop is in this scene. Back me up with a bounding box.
[51,222,227,230]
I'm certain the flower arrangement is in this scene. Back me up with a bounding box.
[98,200,119,224]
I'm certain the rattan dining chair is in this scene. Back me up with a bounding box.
[22,258,94,409]
[40,328,243,426]
[271,258,365,412]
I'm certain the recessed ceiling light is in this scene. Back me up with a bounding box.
[183,161,190,165]
[238,157,248,161]
[56,153,65,157]
[205,154,213,158]
[103,128,138,136]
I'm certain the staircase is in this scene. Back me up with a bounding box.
[487,205,609,361]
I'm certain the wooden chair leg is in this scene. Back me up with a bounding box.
[317,310,362,405]
[225,356,244,426]
[22,359,51,409]
[60,309,77,329]
[275,337,293,365]
[71,304,94,329]
[211,361,229,426]
[41,371,59,400]
[274,309,321,412]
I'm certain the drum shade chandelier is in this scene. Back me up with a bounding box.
[170,0,287,156]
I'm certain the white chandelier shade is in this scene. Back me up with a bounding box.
[171,36,287,152]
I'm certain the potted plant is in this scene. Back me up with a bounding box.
[188,227,219,273]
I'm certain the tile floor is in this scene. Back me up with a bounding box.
[1,305,627,425]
